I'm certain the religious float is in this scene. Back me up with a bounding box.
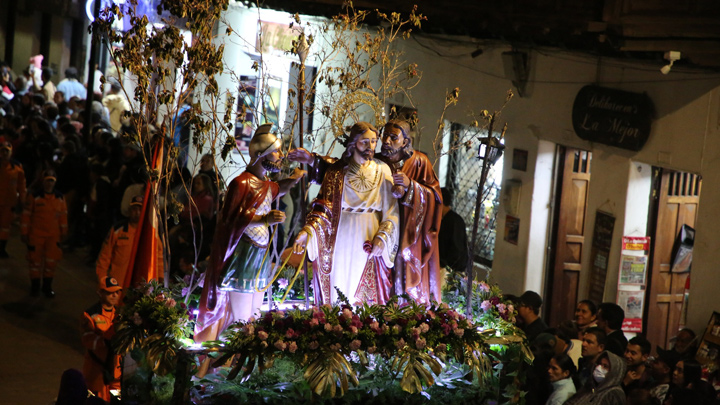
[111,274,532,404]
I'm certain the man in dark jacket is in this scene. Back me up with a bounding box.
[597,302,628,357]
[517,290,549,343]
[438,187,469,273]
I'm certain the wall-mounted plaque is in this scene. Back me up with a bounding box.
[572,85,654,152]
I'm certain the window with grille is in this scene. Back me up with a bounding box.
[442,122,504,265]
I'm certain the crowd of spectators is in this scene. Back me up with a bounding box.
[510,289,720,405]
[0,61,215,283]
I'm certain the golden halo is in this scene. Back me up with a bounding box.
[331,89,384,143]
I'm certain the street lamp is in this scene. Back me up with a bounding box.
[477,135,505,164]
[295,33,310,309]
[466,122,506,316]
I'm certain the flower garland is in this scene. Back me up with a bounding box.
[218,294,498,397]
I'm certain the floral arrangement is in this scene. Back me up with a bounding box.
[112,280,194,376]
[217,292,496,398]
[443,271,521,337]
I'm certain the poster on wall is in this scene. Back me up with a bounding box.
[262,77,283,128]
[619,254,648,285]
[616,235,650,333]
[587,211,615,304]
[618,290,645,332]
[504,215,520,245]
[234,76,257,153]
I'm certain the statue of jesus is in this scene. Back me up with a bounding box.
[293,122,399,305]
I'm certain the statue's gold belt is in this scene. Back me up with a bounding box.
[342,207,380,214]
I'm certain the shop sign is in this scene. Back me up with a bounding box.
[572,85,654,152]
[256,21,296,56]
[622,236,650,251]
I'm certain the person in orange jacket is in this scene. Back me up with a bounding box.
[81,276,122,403]
[95,194,163,287]
[0,138,26,257]
[21,169,67,297]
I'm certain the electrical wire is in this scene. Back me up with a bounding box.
[407,34,720,85]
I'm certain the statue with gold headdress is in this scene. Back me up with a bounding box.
[195,124,304,342]
[292,122,399,306]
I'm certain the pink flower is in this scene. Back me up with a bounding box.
[288,341,298,353]
[350,326,358,335]
[165,298,176,308]
[258,331,269,341]
[396,338,407,350]
[496,303,506,313]
[416,338,427,350]
[454,328,465,337]
[286,328,296,339]
[428,311,436,319]
[411,327,420,339]
[332,324,343,333]
[310,318,319,327]
[369,321,380,331]
[324,323,332,332]
[349,339,362,351]
[309,341,319,350]
[478,282,490,292]
[274,340,287,351]
[481,300,492,312]
[419,323,429,333]
[242,324,255,336]
[507,304,514,313]
[329,343,341,352]
[342,308,353,318]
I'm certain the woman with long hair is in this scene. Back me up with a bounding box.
[546,353,577,405]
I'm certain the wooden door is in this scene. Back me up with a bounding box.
[646,170,701,348]
[548,147,592,327]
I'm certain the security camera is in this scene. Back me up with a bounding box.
[660,51,681,74]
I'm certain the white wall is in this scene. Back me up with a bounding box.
[523,140,555,293]
[687,87,720,334]
[394,36,720,336]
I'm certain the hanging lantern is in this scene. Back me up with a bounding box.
[477,136,505,165]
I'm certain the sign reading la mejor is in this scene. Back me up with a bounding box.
[572,85,654,152]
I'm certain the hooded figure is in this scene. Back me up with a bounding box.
[565,350,627,405]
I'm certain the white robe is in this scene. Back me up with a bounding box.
[307,158,399,304]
